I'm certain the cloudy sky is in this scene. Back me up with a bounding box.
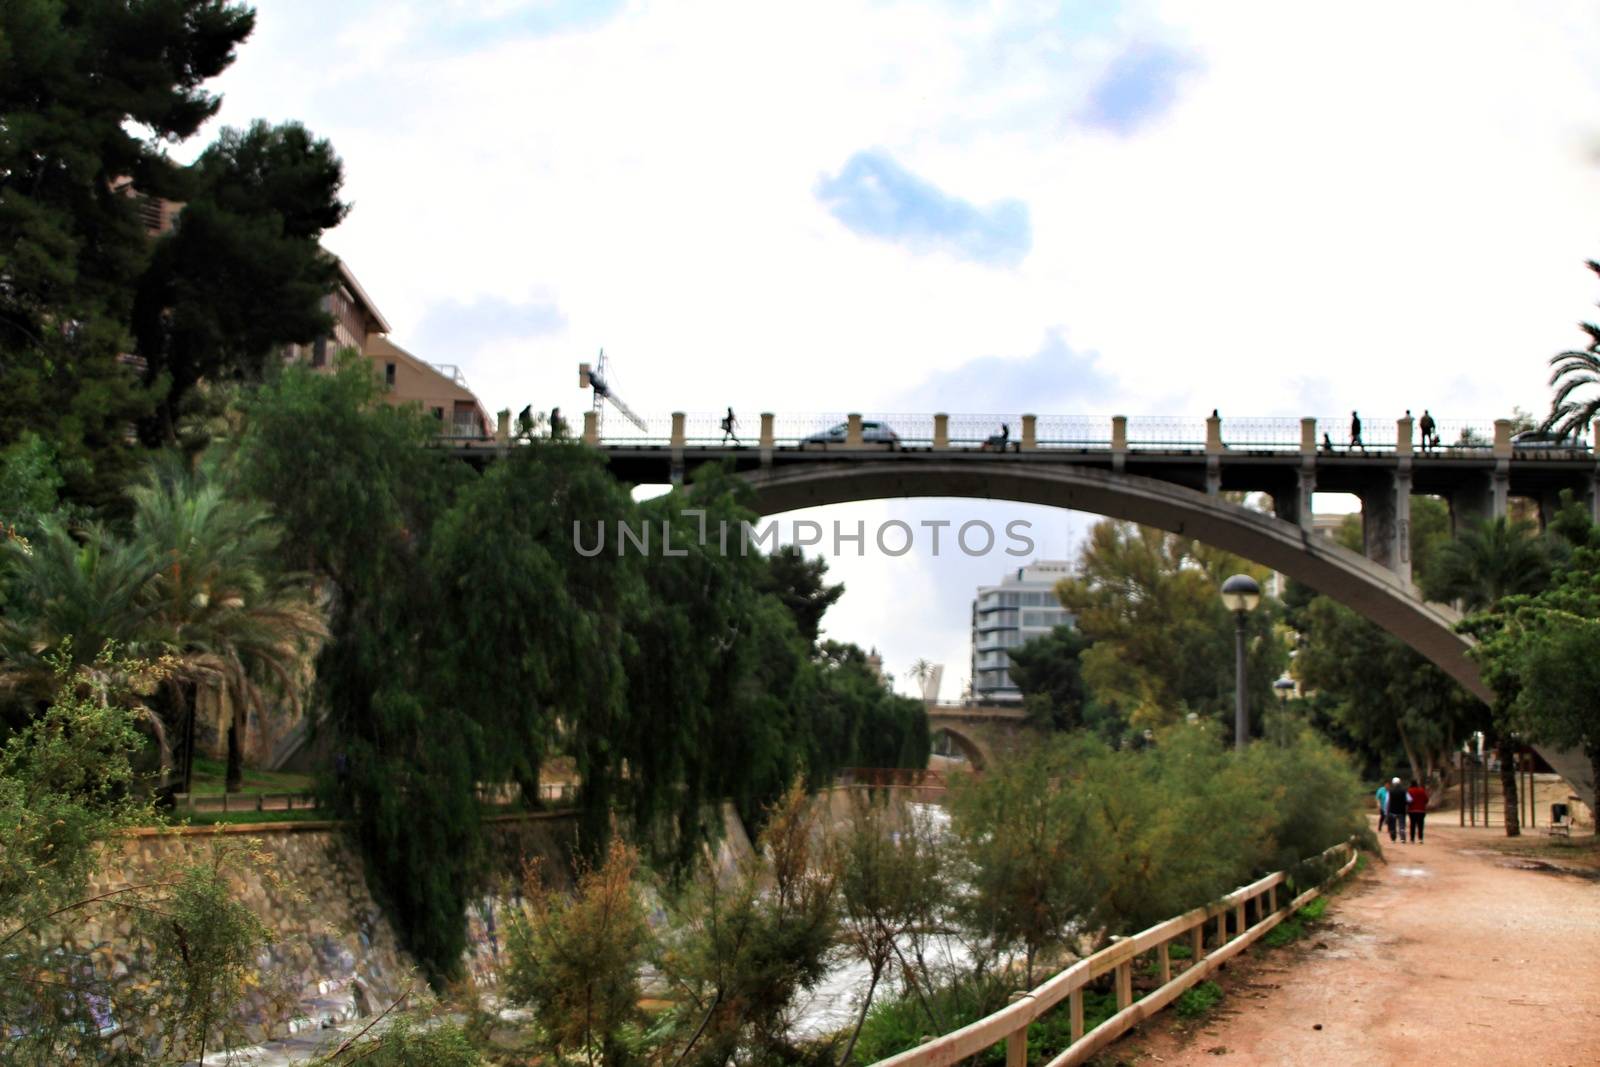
[190,1,1600,697]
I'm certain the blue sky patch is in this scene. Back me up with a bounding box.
[1083,41,1196,134]
[412,295,566,356]
[815,150,1032,267]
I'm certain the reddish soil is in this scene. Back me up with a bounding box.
[1113,825,1600,1067]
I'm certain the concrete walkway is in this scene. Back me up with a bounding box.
[1130,825,1600,1066]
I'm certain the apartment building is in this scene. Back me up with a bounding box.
[282,257,493,438]
[969,560,1076,702]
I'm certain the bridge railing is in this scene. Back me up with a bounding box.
[869,838,1359,1067]
[1034,416,1111,448]
[1124,416,1207,449]
[1217,417,1303,450]
[1430,419,1496,450]
[587,412,676,444]
[572,411,1524,455]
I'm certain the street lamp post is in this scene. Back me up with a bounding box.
[1220,574,1262,751]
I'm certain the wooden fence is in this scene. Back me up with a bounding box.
[871,839,1360,1067]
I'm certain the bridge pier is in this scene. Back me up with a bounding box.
[670,411,686,485]
[1205,413,1222,496]
[1359,468,1413,583]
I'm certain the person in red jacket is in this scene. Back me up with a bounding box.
[1406,779,1429,843]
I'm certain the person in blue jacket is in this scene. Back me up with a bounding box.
[1375,781,1389,834]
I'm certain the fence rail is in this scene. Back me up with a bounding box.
[870,838,1360,1067]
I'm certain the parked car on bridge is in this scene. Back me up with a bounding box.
[801,420,900,447]
[1510,429,1590,450]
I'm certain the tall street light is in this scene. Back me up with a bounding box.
[1220,574,1261,751]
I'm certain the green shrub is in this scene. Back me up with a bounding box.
[1298,896,1328,921]
[1174,980,1224,1018]
[1262,917,1304,947]
[1168,942,1194,960]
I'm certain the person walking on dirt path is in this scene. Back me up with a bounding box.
[1375,781,1390,834]
[1406,778,1429,842]
[1350,411,1365,452]
[1386,776,1408,842]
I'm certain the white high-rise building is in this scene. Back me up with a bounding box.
[969,560,1075,702]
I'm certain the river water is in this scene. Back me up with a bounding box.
[791,802,972,1041]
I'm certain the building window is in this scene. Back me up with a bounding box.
[431,407,444,421]
[384,362,396,389]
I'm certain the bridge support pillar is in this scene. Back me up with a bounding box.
[1579,472,1600,526]
[1021,413,1037,451]
[1361,464,1412,583]
[1291,418,1318,531]
[1449,470,1507,535]
[934,413,950,449]
[759,413,774,467]
[670,411,686,485]
[1275,465,1317,531]
[1205,456,1222,496]
[1111,416,1127,472]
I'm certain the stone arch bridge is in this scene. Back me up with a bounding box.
[925,702,1036,771]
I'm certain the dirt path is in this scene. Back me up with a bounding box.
[1123,826,1600,1067]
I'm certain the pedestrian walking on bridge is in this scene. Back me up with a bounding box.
[721,406,740,445]
[1350,411,1365,452]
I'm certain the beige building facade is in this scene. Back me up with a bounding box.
[285,258,493,437]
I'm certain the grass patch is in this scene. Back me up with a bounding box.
[1174,980,1223,1019]
[187,756,315,796]
[1262,917,1304,947]
[1263,893,1331,948]
[1167,942,1193,960]
[165,807,333,827]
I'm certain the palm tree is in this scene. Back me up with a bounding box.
[130,457,325,793]
[1545,260,1600,438]
[1420,516,1551,611]
[0,519,173,764]
[0,519,162,709]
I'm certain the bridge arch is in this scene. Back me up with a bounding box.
[928,724,992,771]
[742,459,1490,703]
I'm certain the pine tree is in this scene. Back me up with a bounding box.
[0,0,256,509]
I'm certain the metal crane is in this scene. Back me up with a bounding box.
[579,349,648,436]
